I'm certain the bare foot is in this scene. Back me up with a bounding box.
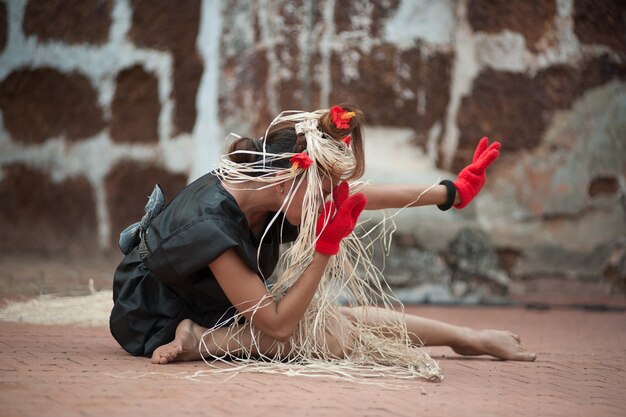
[151,319,205,364]
[452,329,537,361]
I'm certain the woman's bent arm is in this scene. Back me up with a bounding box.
[209,249,330,341]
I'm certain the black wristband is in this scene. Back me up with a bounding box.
[437,180,457,211]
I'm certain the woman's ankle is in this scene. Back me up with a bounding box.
[451,326,483,355]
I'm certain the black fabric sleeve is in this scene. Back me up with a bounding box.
[143,216,246,283]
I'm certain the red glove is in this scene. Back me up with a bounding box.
[454,137,501,209]
[315,182,367,255]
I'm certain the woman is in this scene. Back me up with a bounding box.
[110,105,535,382]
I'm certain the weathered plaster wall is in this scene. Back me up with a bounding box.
[0,0,624,299]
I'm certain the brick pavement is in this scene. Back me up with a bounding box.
[1,305,625,417]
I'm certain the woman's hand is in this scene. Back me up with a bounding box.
[315,182,366,255]
[453,137,501,209]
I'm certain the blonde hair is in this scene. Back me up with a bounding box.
[208,107,442,383]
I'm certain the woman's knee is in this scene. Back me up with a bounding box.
[339,305,373,322]
[324,317,355,359]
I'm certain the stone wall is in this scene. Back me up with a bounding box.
[0,0,624,299]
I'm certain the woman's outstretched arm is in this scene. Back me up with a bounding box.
[360,137,501,211]
[361,183,460,210]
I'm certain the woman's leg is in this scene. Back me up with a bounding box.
[152,306,536,364]
[340,306,537,361]
[151,319,288,364]
[151,317,352,364]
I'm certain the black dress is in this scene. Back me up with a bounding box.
[109,172,298,356]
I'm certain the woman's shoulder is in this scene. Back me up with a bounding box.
[167,173,244,223]
[143,174,253,280]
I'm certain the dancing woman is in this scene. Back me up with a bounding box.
[110,105,535,381]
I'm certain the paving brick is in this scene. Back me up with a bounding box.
[0,306,625,416]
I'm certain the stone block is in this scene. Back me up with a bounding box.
[384,247,452,288]
[408,50,453,139]
[443,228,511,297]
[456,56,626,159]
[0,164,98,254]
[330,44,399,126]
[330,44,452,136]
[130,0,202,134]
[172,53,204,134]
[275,43,323,112]
[588,175,619,198]
[574,0,626,51]
[467,0,556,51]
[220,47,273,135]
[578,53,626,90]
[23,0,112,45]
[105,161,188,245]
[537,56,626,111]
[220,0,258,59]
[457,69,544,153]
[0,68,105,144]
[111,65,160,144]
[129,0,200,53]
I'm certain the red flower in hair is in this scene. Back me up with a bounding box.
[330,106,356,130]
[290,151,313,171]
[342,135,351,147]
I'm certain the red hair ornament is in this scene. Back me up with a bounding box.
[330,106,356,130]
[290,151,313,171]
